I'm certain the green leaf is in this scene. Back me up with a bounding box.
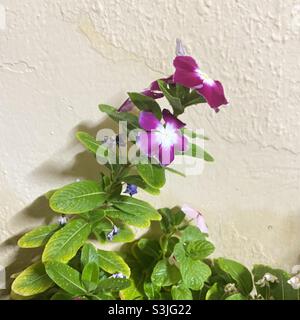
[104,207,151,228]
[18,224,59,248]
[151,259,181,287]
[42,219,91,263]
[81,243,99,267]
[50,180,106,214]
[158,80,184,116]
[137,239,161,259]
[205,282,225,300]
[12,262,53,297]
[97,278,131,292]
[144,282,161,300]
[127,92,162,120]
[215,258,253,296]
[184,90,206,107]
[181,226,207,242]
[178,143,214,162]
[82,262,99,292]
[171,283,193,300]
[174,243,211,290]
[186,240,215,260]
[76,131,106,155]
[136,164,166,189]
[98,250,130,277]
[253,265,298,300]
[120,281,143,301]
[122,175,160,195]
[112,196,161,221]
[226,293,247,300]
[45,261,87,296]
[99,104,139,130]
[159,207,185,233]
[51,291,73,300]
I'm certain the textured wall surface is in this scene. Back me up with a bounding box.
[0,0,300,272]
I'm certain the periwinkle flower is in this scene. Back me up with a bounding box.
[106,225,119,242]
[124,184,138,197]
[181,205,209,234]
[111,272,127,279]
[137,109,188,166]
[287,265,300,290]
[173,55,228,112]
[256,273,279,287]
[58,215,68,226]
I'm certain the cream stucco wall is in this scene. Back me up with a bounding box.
[0,0,300,274]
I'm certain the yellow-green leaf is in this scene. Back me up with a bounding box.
[98,250,130,278]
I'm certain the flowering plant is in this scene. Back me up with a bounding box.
[9,41,299,301]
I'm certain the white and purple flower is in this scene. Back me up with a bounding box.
[137,109,188,166]
[173,55,228,112]
[181,204,209,234]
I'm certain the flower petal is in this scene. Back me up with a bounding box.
[163,109,186,129]
[174,56,199,72]
[197,80,228,111]
[139,111,161,131]
[174,133,189,152]
[142,89,164,100]
[150,75,174,91]
[158,144,175,166]
[118,98,134,112]
[137,131,160,157]
[181,205,199,220]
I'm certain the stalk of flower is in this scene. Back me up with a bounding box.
[137,109,188,166]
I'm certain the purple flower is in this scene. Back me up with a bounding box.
[181,205,209,234]
[173,56,228,112]
[137,109,188,166]
[106,225,119,241]
[124,184,138,197]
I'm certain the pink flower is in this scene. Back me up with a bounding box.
[181,204,209,234]
[137,109,188,166]
[173,56,228,112]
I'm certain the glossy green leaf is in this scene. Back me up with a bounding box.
[97,278,131,292]
[151,259,181,287]
[81,243,99,267]
[50,180,106,214]
[127,92,162,120]
[186,240,215,260]
[112,196,161,221]
[76,131,106,155]
[180,226,207,242]
[144,282,161,300]
[205,282,225,300]
[51,291,73,300]
[12,262,53,297]
[42,219,91,263]
[158,80,184,116]
[98,250,130,277]
[215,258,253,296]
[136,164,166,189]
[226,293,247,300]
[18,224,59,248]
[45,261,86,296]
[137,239,161,259]
[104,207,151,228]
[99,104,139,130]
[171,283,193,300]
[82,262,99,292]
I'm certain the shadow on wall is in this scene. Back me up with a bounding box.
[0,116,119,298]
